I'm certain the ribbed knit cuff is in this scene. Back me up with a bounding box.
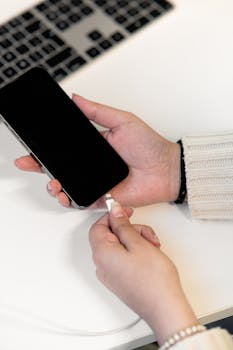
[182,132,233,219]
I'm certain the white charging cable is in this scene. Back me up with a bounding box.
[0,304,140,336]
[0,194,141,336]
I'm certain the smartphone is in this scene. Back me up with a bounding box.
[0,67,129,208]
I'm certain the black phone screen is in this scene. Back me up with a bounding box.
[0,67,128,208]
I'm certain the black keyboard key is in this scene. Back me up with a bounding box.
[150,9,160,17]
[0,25,8,35]
[9,18,21,28]
[22,11,34,21]
[105,6,117,15]
[81,6,93,16]
[42,30,64,46]
[59,4,70,13]
[117,0,127,7]
[46,48,73,67]
[36,3,48,12]
[99,39,112,50]
[16,44,29,54]
[52,68,68,80]
[95,0,107,5]
[71,0,83,5]
[13,31,25,40]
[86,47,100,58]
[56,20,69,31]
[29,37,42,46]
[126,17,149,33]
[88,30,102,41]
[29,51,43,62]
[50,0,61,4]
[42,43,55,54]
[115,15,127,24]
[42,29,52,38]
[67,56,86,71]
[139,1,150,8]
[155,0,173,10]
[111,31,125,42]
[25,20,41,33]
[128,7,139,16]
[3,67,17,78]
[0,60,3,68]
[46,11,58,21]
[3,52,16,63]
[69,13,81,23]
[16,59,30,70]
[0,39,12,49]
[51,35,65,47]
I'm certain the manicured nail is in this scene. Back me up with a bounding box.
[111,201,126,218]
[72,93,82,99]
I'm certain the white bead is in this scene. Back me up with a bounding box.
[180,330,186,337]
[169,337,175,345]
[158,324,207,350]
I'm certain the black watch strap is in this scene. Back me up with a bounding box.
[174,140,187,204]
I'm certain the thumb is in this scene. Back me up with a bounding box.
[109,202,141,250]
[72,94,131,129]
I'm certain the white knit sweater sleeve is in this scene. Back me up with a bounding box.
[171,328,233,350]
[182,132,233,219]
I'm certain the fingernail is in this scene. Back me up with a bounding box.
[153,237,161,247]
[47,183,52,193]
[72,93,82,100]
[111,201,126,218]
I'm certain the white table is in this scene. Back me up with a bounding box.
[0,0,233,349]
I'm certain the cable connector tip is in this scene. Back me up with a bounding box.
[105,193,115,212]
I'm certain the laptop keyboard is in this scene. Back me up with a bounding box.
[0,0,173,88]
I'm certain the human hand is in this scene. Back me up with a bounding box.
[15,95,180,208]
[89,202,197,345]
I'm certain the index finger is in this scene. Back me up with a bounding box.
[15,155,42,173]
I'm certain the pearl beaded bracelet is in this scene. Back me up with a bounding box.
[159,324,207,350]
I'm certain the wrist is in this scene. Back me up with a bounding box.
[169,142,181,202]
[147,288,198,345]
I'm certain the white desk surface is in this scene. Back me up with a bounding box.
[0,0,233,349]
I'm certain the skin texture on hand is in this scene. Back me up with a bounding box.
[15,94,181,208]
[89,202,198,345]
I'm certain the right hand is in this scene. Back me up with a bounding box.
[89,202,198,345]
[15,95,180,208]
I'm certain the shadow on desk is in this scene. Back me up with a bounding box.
[207,315,233,333]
